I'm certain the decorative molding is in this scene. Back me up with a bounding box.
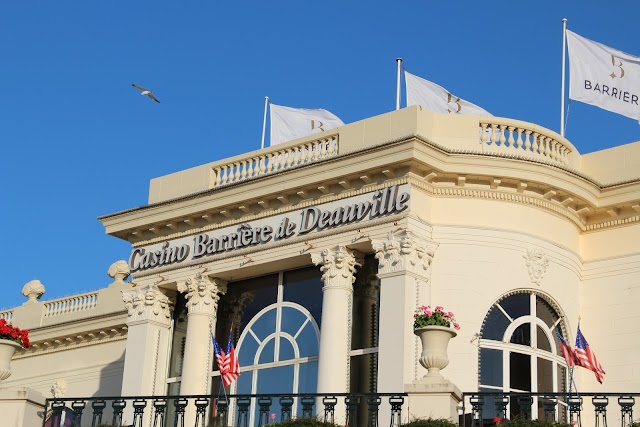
[311,246,362,291]
[177,274,227,315]
[108,260,131,283]
[22,279,45,303]
[122,285,174,326]
[14,326,128,359]
[523,249,550,286]
[51,380,67,398]
[372,230,436,277]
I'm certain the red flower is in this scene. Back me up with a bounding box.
[493,417,503,424]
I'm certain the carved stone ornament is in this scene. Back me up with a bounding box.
[51,380,68,398]
[22,279,45,303]
[177,273,227,315]
[523,249,550,286]
[122,284,174,325]
[108,260,131,283]
[372,231,435,276]
[311,246,362,290]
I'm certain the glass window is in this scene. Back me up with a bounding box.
[478,292,570,420]
[283,267,323,325]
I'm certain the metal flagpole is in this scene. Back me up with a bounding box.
[261,96,270,149]
[560,18,568,137]
[396,58,403,110]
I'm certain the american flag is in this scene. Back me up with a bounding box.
[574,326,605,384]
[555,329,576,367]
[212,334,240,387]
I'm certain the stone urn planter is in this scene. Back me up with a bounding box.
[414,325,457,379]
[0,340,22,382]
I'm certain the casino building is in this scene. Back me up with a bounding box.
[1,106,639,427]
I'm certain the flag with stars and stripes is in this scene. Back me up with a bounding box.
[574,326,605,383]
[212,334,240,387]
[556,329,576,367]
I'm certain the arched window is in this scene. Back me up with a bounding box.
[478,291,569,419]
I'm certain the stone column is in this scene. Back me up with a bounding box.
[372,231,435,393]
[121,284,174,426]
[311,246,361,423]
[177,274,227,425]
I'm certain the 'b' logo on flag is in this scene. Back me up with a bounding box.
[610,55,625,79]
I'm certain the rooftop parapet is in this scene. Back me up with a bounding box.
[148,106,583,204]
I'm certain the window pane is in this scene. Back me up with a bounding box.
[537,326,551,351]
[281,306,308,336]
[168,294,188,378]
[238,333,260,367]
[279,337,295,361]
[500,294,530,319]
[482,307,510,341]
[349,353,378,393]
[538,358,553,392]
[233,274,279,334]
[352,254,380,350]
[253,365,295,422]
[296,322,319,358]
[479,348,502,387]
[510,323,531,346]
[509,352,531,391]
[252,308,277,341]
[536,297,559,328]
[283,267,323,326]
[235,370,253,395]
[258,338,275,364]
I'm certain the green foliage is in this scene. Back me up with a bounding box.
[401,417,458,427]
[269,417,340,427]
[627,422,640,427]
[498,418,573,427]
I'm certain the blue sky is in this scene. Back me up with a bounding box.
[1,1,638,310]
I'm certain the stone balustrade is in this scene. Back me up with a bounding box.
[212,134,338,187]
[0,310,14,323]
[43,292,99,318]
[479,118,576,167]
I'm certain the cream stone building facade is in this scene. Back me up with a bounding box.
[1,106,639,426]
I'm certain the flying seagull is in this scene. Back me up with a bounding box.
[131,84,160,103]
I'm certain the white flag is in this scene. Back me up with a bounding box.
[567,30,640,121]
[270,103,344,146]
[405,71,492,116]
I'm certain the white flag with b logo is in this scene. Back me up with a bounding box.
[567,30,640,121]
[404,71,492,116]
[270,103,345,146]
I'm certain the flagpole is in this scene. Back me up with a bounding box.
[396,58,403,110]
[261,96,269,149]
[560,18,568,137]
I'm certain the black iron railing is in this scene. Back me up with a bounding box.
[461,392,638,427]
[42,393,407,427]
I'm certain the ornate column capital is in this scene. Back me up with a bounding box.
[122,284,174,326]
[177,273,227,315]
[372,231,436,277]
[311,246,362,291]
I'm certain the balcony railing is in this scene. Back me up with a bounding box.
[43,291,99,318]
[212,134,339,188]
[0,309,13,323]
[42,392,406,427]
[461,392,637,427]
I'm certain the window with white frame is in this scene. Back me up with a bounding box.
[478,291,569,420]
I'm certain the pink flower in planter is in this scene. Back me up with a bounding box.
[454,323,460,330]
[269,413,276,421]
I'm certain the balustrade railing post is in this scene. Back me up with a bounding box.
[323,396,338,424]
[91,400,106,426]
[389,395,405,427]
[258,396,273,426]
[194,398,210,427]
[153,398,167,427]
[568,395,582,427]
[593,396,609,427]
[542,397,557,422]
[366,395,381,427]
[236,397,251,427]
[618,396,634,427]
[301,396,315,418]
[345,395,360,427]
[132,399,147,427]
[173,397,188,427]
[279,396,294,422]
[469,395,484,427]
[495,395,508,420]
[112,398,126,426]
[71,400,86,427]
